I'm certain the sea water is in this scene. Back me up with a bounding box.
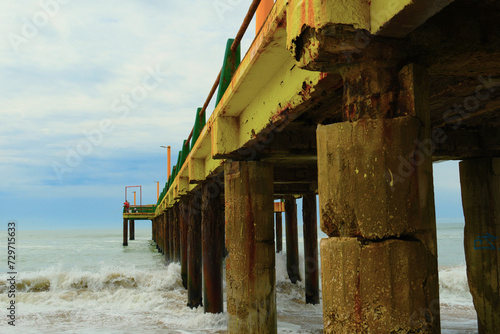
[0,223,477,333]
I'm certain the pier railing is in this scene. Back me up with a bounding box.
[156,0,263,208]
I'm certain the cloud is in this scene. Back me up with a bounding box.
[0,0,255,228]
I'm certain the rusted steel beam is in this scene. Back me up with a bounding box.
[231,0,261,52]
[302,193,319,305]
[285,196,301,283]
[179,200,188,289]
[188,195,203,309]
[202,181,224,314]
[275,211,283,253]
[123,218,128,246]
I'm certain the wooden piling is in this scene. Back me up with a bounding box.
[123,218,128,246]
[302,193,319,304]
[179,200,188,289]
[202,181,224,314]
[276,211,283,253]
[187,194,203,309]
[285,196,301,283]
[225,161,276,333]
[460,158,500,334]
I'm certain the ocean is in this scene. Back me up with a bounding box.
[0,223,477,333]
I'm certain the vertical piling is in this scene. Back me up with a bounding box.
[129,219,135,241]
[176,202,182,262]
[188,194,203,308]
[318,64,440,333]
[302,193,319,304]
[151,219,154,242]
[179,199,189,289]
[166,210,170,263]
[276,211,283,253]
[169,208,174,262]
[123,218,128,246]
[460,158,500,334]
[225,161,276,333]
[158,216,163,254]
[202,181,224,313]
[172,204,179,261]
[285,196,301,283]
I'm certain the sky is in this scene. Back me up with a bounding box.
[0,1,464,230]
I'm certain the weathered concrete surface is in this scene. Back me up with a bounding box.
[460,158,500,334]
[317,116,434,242]
[321,237,440,333]
[224,161,276,334]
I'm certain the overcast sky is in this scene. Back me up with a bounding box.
[0,1,464,230]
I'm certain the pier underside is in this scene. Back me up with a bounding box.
[144,0,500,332]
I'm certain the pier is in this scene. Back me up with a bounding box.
[123,0,500,333]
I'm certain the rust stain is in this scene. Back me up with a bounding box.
[307,0,315,25]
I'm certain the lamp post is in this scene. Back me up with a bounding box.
[160,145,172,179]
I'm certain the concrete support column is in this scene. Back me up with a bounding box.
[163,212,170,263]
[460,158,500,334]
[159,217,164,254]
[129,220,135,241]
[168,209,174,262]
[225,161,276,334]
[318,64,440,333]
[123,218,128,246]
[276,211,283,253]
[151,219,155,243]
[187,194,203,308]
[172,203,180,262]
[285,196,301,283]
[302,193,319,304]
[179,199,189,289]
[176,202,182,263]
[202,181,225,313]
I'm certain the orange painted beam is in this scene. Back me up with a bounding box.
[256,0,274,34]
